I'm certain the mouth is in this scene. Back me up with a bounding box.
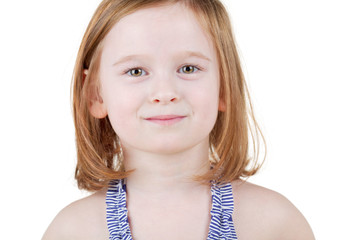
[144,115,186,126]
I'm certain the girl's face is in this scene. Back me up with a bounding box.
[93,3,220,154]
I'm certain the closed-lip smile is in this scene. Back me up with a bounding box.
[144,115,186,126]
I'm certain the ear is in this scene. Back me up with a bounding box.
[218,99,226,112]
[89,94,107,119]
[84,69,108,119]
[82,69,88,85]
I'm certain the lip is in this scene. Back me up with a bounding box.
[144,115,186,126]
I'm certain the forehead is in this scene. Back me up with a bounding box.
[101,3,215,62]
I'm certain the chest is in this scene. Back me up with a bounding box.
[127,195,212,239]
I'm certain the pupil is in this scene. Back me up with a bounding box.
[133,69,141,75]
[185,66,193,73]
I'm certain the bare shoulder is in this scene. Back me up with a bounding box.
[231,180,315,240]
[42,189,108,240]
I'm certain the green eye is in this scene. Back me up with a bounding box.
[181,65,198,74]
[127,68,144,77]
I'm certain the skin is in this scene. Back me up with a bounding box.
[42,182,315,240]
[43,3,315,240]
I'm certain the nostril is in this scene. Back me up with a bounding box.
[151,96,178,103]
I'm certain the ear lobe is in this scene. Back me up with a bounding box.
[88,86,107,119]
[89,96,107,119]
[218,99,226,112]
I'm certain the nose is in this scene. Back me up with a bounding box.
[149,74,179,104]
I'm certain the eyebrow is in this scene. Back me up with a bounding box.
[112,51,211,66]
[112,54,147,66]
[181,51,211,62]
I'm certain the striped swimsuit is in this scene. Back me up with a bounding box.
[106,179,238,239]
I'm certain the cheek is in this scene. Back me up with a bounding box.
[190,81,220,122]
[102,86,142,129]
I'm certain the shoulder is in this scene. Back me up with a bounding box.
[42,189,109,240]
[231,180,315,240]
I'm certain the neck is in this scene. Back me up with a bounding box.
[122,141,211,195]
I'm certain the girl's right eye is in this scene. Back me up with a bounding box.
[126,68,146,77]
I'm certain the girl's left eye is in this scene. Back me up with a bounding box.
[179,65,200,74]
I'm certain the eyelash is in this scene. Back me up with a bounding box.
[178,65,202,74]
[123,64,203,77]
[124,67,146,77]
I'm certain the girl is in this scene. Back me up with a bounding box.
[43,0,315,239]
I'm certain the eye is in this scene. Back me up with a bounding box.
[126,68,146,77]
[179,65,199,74]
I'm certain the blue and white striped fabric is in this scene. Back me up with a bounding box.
[106,179,238,240]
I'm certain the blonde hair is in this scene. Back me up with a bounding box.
[72,0,265,191]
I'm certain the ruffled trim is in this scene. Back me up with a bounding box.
[106,179,133,240]
[207,181,237,240]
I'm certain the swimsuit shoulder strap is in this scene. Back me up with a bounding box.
[208,181,238,239]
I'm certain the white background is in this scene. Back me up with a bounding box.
[0,0,359,239]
